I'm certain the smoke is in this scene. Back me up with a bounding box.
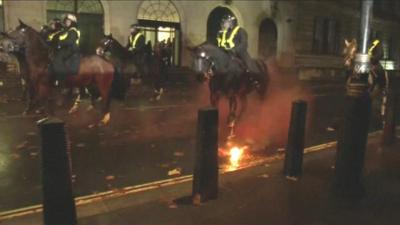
[62,62,314,153]
[215,62,314,151]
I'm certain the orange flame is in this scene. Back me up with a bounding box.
[229,146,245,170]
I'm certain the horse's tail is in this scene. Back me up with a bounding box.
[110,66,128,100]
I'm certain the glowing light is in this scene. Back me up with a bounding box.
[229,146,244,170]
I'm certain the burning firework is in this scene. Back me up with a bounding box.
[219,143,249,171]
[229,146,244,169]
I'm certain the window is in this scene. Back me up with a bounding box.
[312,17,340,55]
[137,0,180,23]
[137,0,181,66]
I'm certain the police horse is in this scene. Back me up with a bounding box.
[189,42,270,140]
[96,34,165,101]
[4,20,125,125]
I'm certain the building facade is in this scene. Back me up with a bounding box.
[0,0,399,78]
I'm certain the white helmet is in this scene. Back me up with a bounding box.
[64,13,77,23]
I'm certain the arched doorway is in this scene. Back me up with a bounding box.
[207,6,235,45]
[46,0,104,55]
[258,18,277,59]
[137,0,181,66]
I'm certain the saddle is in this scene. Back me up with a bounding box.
[51,51,80,81]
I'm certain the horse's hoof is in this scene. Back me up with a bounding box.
[68,104,79,114]
[22,111,28,116]
[99,113,111,126]
[86,105,94,112]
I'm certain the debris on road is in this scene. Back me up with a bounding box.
[105,175,115,181]
[76,143,86,148]
[168,168,182,176]
[173,151,184,157]
[15,141,28,150]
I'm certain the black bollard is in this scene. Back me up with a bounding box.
[38,118,77,225]
[192,107,219,202]
[283,100,308,178]
[382,85,397,146]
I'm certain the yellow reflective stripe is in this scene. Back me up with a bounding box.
[226,26,240,49]
[59,27,80,45]
[217,37,222,47]
[48,31,61,41]
[220,26,240,50]
[368,39,380,56]
[130,33,143,49]
[221,30,228,48]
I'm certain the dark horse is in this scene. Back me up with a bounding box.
[189,42,270,139]
[96,34,165,101]
[6,20,123,125]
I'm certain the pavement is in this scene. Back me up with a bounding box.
[2,130,399,225]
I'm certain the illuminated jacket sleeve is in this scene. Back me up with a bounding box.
[59,29,79,48]
[232,28,248,54]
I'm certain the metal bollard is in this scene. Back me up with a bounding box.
[192,107,219,202]
[284,100,308,178]
[38,118,77,225]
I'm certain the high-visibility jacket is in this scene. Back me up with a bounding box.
[368,39,380,56]
[59,27,81,46]
[217,26,241,50]
[128,32,145,52]
[47,30,62,42]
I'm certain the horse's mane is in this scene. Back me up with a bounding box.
[106,35,130,58]
[24,24,49,51]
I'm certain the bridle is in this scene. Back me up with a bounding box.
[197,48,215,80]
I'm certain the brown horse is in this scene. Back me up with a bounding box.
[6,20,124,125]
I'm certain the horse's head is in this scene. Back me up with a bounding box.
[343,38,357,68]
[96,33,117,56]
[188,43,217,82]
[6,19,33,50]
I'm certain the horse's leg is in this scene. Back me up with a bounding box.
[228,96,238,140]
[87,89,96,111]
[237,95,248,121]
[37,82,53,116]
[23,82,35,115]
[98,78,112,126]
[210,92,220,107]
[68,93,81,114]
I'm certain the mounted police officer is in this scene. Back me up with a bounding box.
[126,24,146,54]
[217,15,259,76]
[49,13,81,85]
[126,23,147,80]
